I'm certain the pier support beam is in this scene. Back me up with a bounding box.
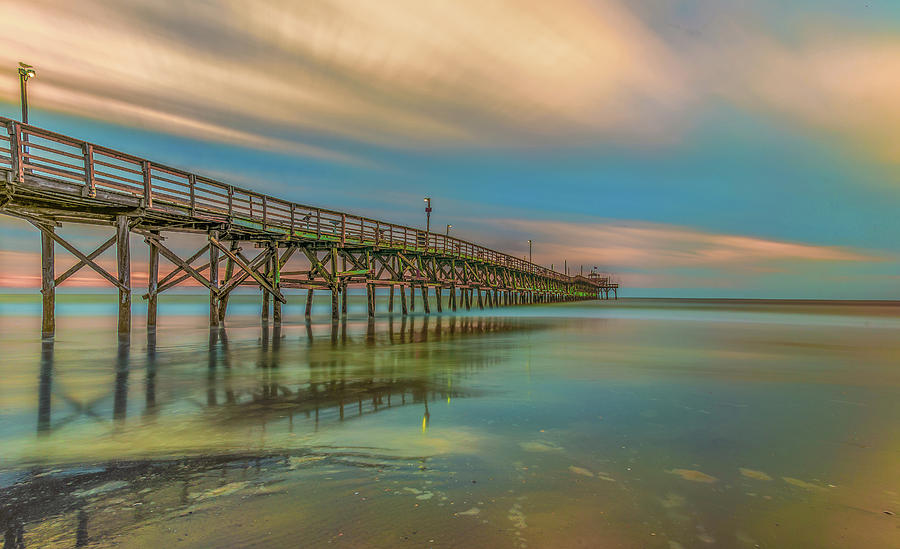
[422,285,431,314]
[261,257,270,323]
[147,231,159,329]
[305,289,313,320]
[116,216,131,336]
[209,230,219,327]
[217,240,238,322]
[272,247,282,325]
[41,226,55,336]
[435,287,442,313]
[331,287,339,323]
[367,283,375,318]
[389,285,395,313]
[400,285,408,316]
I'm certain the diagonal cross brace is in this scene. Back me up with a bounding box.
[209,236,286,303]
[157,244,209,288]
[146,235,219,296]
[29,220,128,292]
[217,248,270,296]
[54,234,117,286]
[301,247,335,284]
[142,260,211,299]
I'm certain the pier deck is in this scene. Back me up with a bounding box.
[0,117,616,335]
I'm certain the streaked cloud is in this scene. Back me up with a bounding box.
[722,29,900,164]
[492,218,878,275]
[0,0,688,155]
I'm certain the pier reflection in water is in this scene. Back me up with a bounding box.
[2,300,899,548]
[3,315,535,548]
[19,315,524,439]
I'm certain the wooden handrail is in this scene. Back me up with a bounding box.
[0,116,602,286]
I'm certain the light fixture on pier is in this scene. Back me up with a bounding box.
[423,197,432,233]
[17,62,36,124]
[446,224,452,236]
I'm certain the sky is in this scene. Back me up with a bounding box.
[1,0,899,298]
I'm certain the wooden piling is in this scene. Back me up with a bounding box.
[272,247,282,325]
[450,285,457,311]
[262,254,270,323]
[41,226,55,336]
[367,283,375,318]
[389,285,395,313]
[422,285,431,314]
[331,286,339,322]
[209,230,219,327]
[218,240,238,322]
[400,284,408,315]
[410,286,415,312]
[116,216,131,336]
[435,286,442,312]
[147,231,159,329]
[305,288,313,320]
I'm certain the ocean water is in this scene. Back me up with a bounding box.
[0,295,898,548]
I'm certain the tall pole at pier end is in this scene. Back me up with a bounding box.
[424,197,432,233]
[528,240,532,263]
[18,63,36,123]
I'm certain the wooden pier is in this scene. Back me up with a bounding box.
[0,117,617,336]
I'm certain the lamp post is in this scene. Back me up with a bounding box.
[18,62,36,124]
[423,197,432,233]
[445,224,452,236]
[527,240,532,263]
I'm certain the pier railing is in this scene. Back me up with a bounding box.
[0,117,586,284]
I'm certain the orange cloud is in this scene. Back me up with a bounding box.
[492,219,878,271]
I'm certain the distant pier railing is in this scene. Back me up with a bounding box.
[0,117,570,280]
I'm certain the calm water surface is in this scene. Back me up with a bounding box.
[0,296,898,548]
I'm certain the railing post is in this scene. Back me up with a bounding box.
[7,122,22,183]
[262,195,267,229]
[290,204,296,235]
[142,160,153,208]
[375,221,380,247]
[82,143,96,197]
[188,174,197,216]
[316,209,321,239]
[341,213,346,245]
[227,185,234,217]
